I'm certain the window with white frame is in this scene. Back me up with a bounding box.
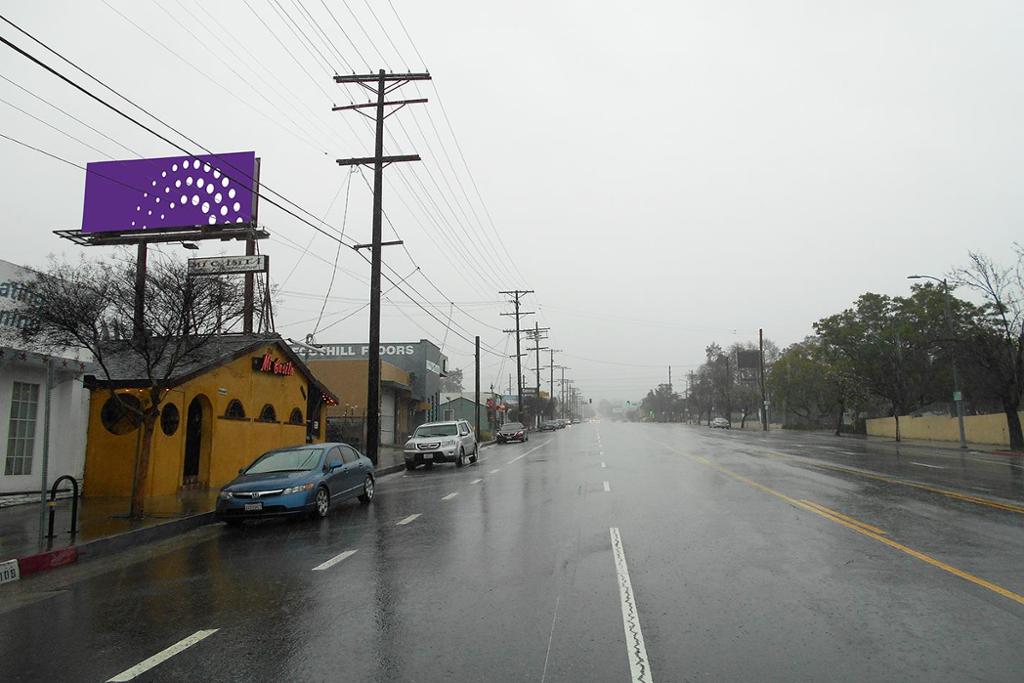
[443,408,455,421]
[5,381,40,476]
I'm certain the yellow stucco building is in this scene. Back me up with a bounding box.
[83,335,337,498]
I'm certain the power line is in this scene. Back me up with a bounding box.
[385,0,427,69]
[0,94,114,158]
[317,0,371,71]
[313,169,355,334]
[361,0,409,71]
[0,14,512,362]
[0,72,142,157]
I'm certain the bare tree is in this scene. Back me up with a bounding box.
[18,252,248,517]
[952,248,1024,450]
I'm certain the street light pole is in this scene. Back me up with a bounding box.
[908,274,968,449]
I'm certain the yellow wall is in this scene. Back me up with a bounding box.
[83,342,327,498]
[865,411,1024,447]
[307,359,410,418]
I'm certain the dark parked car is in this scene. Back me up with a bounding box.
[539,420,559,432]
[496,421,528,443]
[215,443,374,526]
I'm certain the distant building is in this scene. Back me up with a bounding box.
[0,259,90,497]
[306,358,416,447]
[302,339,449,437]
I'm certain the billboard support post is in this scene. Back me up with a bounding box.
[133,242,147,340]
[243,157,261,334]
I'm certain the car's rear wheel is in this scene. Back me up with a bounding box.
[470,445,478,464]
[358,476,374,503]
[313,486,330,519]
[456,447,465,468]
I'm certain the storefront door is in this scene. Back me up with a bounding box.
[183,396,203,485]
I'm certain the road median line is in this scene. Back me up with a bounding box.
[800,500,887,535]
[767,451,1024,515]
[653,439,1024,608]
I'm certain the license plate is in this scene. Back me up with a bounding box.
[244,502,263,512]
[423,453,433,460]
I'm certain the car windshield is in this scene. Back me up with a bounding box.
[245,448,323,474]
[414,424,458,437]
[502,422,524,431]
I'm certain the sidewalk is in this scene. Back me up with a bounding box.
[839,432,1020,456]
[0,490,219,568]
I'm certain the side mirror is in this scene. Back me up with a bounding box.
[238,467,245,474]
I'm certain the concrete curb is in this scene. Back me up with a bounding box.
[9,510,218,583]
[9,446,506,584]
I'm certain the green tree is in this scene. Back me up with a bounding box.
[954,249,1024,450]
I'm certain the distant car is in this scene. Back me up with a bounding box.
[554,419,567,429]
[710,417,730,429]
[216,443,374,526]
[539,420,559,432]
[404,420,478,470]
[496,421,528,444]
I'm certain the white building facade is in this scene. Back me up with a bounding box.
[0,259,90,498]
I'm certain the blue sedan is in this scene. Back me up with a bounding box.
[215,443,374,525]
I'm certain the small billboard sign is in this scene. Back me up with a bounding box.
[736,350,761,370]
[82,151,256,233]
[188,255,268,276]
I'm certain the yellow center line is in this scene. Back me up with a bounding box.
[647,438,1024,608]
[799,500,888,536]
[765,451,1024,515]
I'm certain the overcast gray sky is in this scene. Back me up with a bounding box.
[2,1,1021,400]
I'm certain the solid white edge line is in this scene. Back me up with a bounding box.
[609,528,652,683]
[311,549,358,572]
[441,492,458,501]
[396,513,421,526]
[603,481,611,492]
[107,629,218,681]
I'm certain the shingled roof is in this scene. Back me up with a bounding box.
[84,333,338,403]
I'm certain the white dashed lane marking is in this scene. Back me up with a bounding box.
[396,514,421,526]
[489,469,501,474]
[312,549,358,572]
[441,492,458,501]
[107,630,218,681]
[610,528,652,682]
[603,481,611,492]
[471,478,482,484]
[601,462,607,468]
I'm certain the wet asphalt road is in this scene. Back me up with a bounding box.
[2,422,1023,682]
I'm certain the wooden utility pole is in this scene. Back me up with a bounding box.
[759,328,768,431]
[475,335,481,437]
[335,69,430,465]
[500,289,534,422]
[525,323,549,427]
[546,349,562,417]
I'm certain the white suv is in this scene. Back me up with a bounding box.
[404,420,478,470]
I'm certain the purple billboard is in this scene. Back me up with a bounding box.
[81,151,256,233]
